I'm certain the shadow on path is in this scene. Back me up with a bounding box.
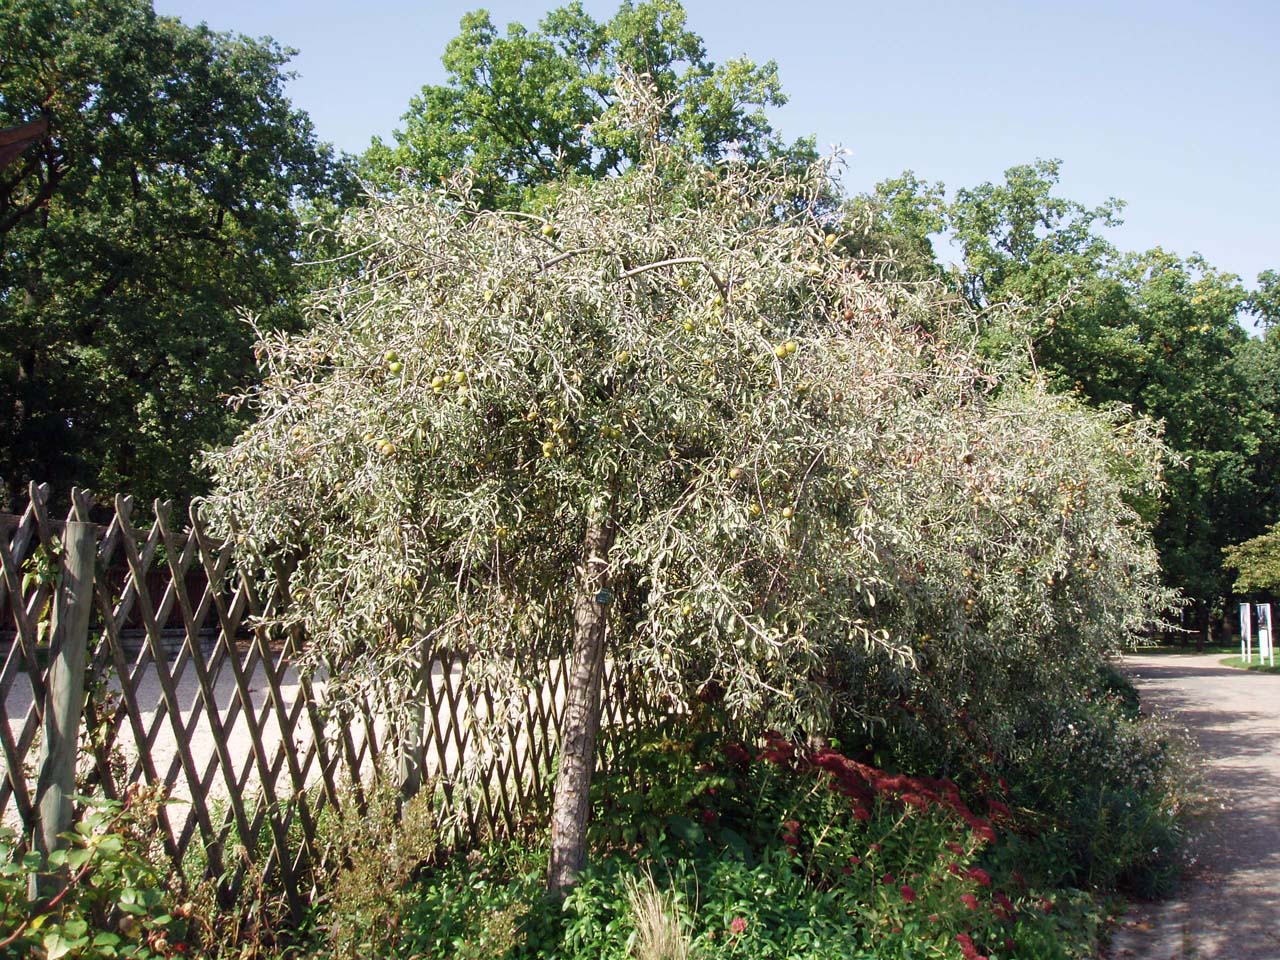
[1106,654,1280,960]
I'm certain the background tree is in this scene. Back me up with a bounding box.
[1223,522,1280,596]
[946,158,1122,310]
[360,0,813,208]
[1115,252,1263,634]
[1233,320,1280,525]
[0,0,350,507]
[1248,269,1280,327]
[838,171,946,284]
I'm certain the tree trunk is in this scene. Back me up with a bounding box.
[547,514,616,896]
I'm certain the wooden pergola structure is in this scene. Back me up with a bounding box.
[0,118,49,173]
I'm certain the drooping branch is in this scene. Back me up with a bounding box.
[618,256,727,298]
[540,246,600,270]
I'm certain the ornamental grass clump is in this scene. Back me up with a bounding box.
[623,867,692,960]
[206,73,1171,892]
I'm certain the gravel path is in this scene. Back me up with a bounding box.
[1106,652,1280,960]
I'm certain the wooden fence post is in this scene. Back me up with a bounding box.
[398,650,433,800]
[31,519,96,899]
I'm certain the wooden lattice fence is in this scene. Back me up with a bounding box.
[0,483,653,914]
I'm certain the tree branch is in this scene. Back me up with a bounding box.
[618,256,727,298]
[540,247,599,270]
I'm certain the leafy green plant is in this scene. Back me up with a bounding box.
[0,789,188,960]
[398,838,547,959]
[20,537,63,650]
[970,681,1203,900]
[300,778,443,957]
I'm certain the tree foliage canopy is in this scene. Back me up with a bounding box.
[0,0,348,506]
[1223,523,1280,596]
[860,159,1277,622]
[210,82,1170,774]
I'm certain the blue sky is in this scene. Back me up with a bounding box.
[154,0,1279,287]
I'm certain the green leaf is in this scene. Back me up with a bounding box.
[664,814,704,847]
[62,917,89,939]
[43,932,73,960]
[717,825,752,861]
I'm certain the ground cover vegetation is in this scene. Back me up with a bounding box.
[290,723,1170,959]
[0,2,1233,958]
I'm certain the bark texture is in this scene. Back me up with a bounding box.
[547,515,616,895]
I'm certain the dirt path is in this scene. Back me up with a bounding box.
[1106,652,1280,960]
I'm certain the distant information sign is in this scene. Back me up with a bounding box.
[1241,602,1252,662]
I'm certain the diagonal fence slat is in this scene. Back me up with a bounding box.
[2,485,660,918]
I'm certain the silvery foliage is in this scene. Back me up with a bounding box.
[206,77,1172,761]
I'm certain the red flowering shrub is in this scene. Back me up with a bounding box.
[583,724,1101,960]
[759,732,797,766]
[723,741,753,769]
[781,819,802,853]
[787,741,998,844]
[992,891,1015,920]
[956,932,987,960]
[966,866,992,887]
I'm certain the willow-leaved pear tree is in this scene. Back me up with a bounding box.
[207,77,1170,893]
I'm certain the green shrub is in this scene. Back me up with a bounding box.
[994,692,1198,898]
[837,649,1199,903]
[386,728,1109,960]
[0,789,189,960]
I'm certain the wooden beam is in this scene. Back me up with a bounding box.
[0,118,49,173]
